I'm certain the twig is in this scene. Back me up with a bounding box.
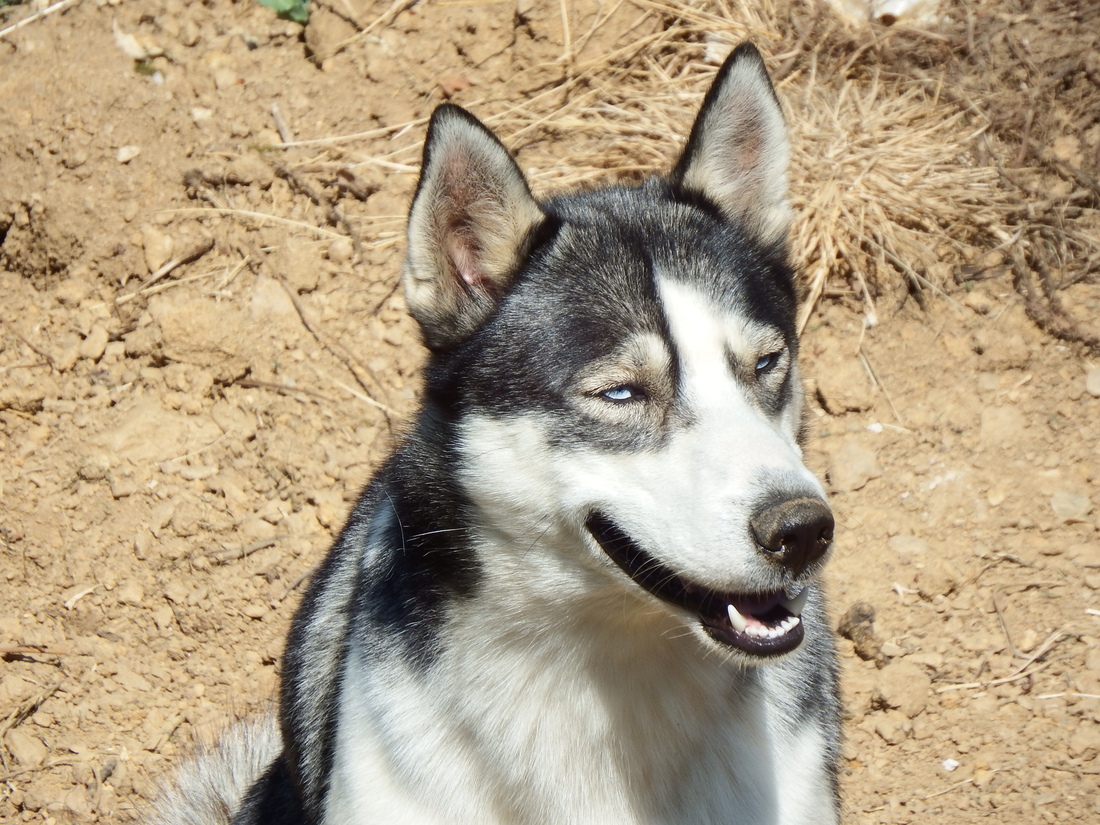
[117,238,216,302]
[331,379,398,417]
[0,0,80,41]
[921,777,975,801]
[0,680,62,740]
[275,164,365,260]
[857,349,904,425]
[0,758,75,784]
[231,378,337,405]
[11,331,56,369]
[270,101,293,144]
[159,207,345,240]
[272,277,395,415]
[936,631,1067,693]
[209,537,283,566]
[0,644,69,658]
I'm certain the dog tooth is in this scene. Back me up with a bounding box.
[727,604,748,632]
[781,587,809,616]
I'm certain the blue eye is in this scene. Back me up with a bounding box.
[755,351,782,374]
[600,385,642,403]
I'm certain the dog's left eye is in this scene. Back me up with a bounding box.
[599,385,644,403]
[754,351,782,375]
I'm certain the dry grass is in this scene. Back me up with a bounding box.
[262,0,1100,346]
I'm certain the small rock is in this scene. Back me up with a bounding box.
[55,276,93,307]
[4,729,48,767]
[979,405,1026,446]
[874,661,931,718]
[63,786,92,818]
[78,324,109,362]
[151,605,175,631]
[149,500,177,537]
[1068,724,1100,760]
[112,665,152,692]
[815,357,875,414]
[1050,491,1093,523]
[304,4,357,66]
[887,535,928,564]
[213,67,241,89]
[827,439,882,493]
[1087,368,1100,398]
[1017,628,1040,653]
[116,581,145,606]
[109,473,141,499]
[227,155,274,189]
[873,710,910,745]
[141,225,174,273]
[942,758,960,772]
[438,74,473,97]
[242,603,269,620]
[77,452,112,482]
[117,145,142,163]
[327,237,353,264]
[962,290,993,314]
[915,557,962,599]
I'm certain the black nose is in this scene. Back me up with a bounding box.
[749,497,834,576]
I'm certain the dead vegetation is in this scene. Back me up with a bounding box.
[203,0,1100,345]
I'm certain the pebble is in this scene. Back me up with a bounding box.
[116,145,142,163]
[4,729,48,767]
[63,787,92,817]
[874,661,931,718]
[1068,723,1100,759]
[873,710,911,745]
[979,405,1026,446]
[78,324,109,361]
[887,535,928,564]
[827,439,882,493]
[227,155,274,189]
[327,236,353,263]
[1050,491,1093,523]
[116,581,145,606]
[141,225,174,273]
[962,290,993,314]
[1087,368,1100,398]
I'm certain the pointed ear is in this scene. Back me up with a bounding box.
[669,43,792,248]
[402,104,545,350]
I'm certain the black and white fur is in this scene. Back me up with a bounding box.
[152,43,841,825]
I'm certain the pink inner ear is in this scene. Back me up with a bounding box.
[446,230,487,291]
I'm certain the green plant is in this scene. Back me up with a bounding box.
[258,0,309,24]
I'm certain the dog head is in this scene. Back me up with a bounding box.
[401,44,833,663]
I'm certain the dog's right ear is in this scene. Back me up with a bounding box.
[403,105,545,350]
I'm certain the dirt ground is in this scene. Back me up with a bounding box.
[1,1,1098,823]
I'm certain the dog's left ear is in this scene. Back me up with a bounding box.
[669,43,792,248]
[403,104,545,350]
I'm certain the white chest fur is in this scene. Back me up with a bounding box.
[324,584,835,825]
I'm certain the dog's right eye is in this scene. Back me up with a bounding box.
[599,385,645,403]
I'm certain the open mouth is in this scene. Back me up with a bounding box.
[586,513,808,657]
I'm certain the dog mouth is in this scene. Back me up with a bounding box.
[586,513,807,657]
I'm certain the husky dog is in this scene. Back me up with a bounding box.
[154,42,841,825]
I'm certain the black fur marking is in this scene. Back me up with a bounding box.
[230,755,307,825]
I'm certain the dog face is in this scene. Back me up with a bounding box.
[402,44,833,663]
